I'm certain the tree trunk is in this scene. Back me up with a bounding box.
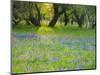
[49,4,59,27]
[29,15,40,27]
[49,14,59,27]
[29,3,41,27]
[63,9,68,26]
[35,3,41,25]
[74,9,84,28]
[78,15,83,28]
[28,3,41,27]
[84,7,90,29]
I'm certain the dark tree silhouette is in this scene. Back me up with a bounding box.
[28,3,41,26]
[73,9,84,28]
[63,9,69,26]
[49,4,59,27]
[49,4,67,27]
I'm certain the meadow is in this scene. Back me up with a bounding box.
[12,24,96,73]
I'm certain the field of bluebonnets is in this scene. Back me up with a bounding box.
[12,1,96,73]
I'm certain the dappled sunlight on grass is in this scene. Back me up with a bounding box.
[37,26,55,34]
[13,24,95,38]
[12,24,96,73]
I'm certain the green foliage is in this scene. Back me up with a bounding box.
[12,1,96,73]
[12,25,96,73]
[13,1,96,28]
[73,5,85,16]
[40,3,53,16]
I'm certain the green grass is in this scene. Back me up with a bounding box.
[12,24,96,73]
[52,25,95,38]
[13,24,95,37]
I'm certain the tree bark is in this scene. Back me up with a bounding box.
[78,15,84,28]
[29,15,40,27]
[73,9,84,28]
[29,3,41,27]
[63,9,68,26]
[35,3,41,25]
[49,4,67,27]
[49,4,59,27]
